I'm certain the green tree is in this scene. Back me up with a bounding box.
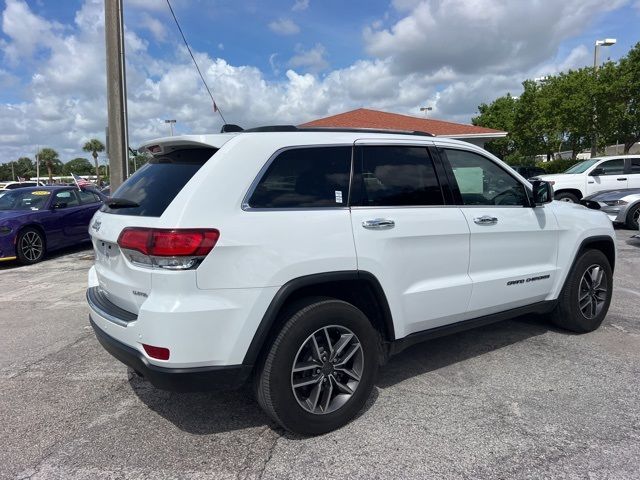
[63,157,93,175]
[472,93,518,159]
[82,139,105,184]
[13,157,35,179]
[544,69,595,159]
[37,148,60,182]
[597,43,640,153]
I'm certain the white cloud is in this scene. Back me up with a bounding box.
[0,0,630,165]
[269,53,281,75]
[1,0,62,63]
[364,0,627,75]
[292,0,309,11]
[268,18,300,35]
[288,43,329,73]
[139,13,167,42]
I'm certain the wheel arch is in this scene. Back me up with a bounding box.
[578,235,615,272]
[554,188,583,201]
[242,271,395,367]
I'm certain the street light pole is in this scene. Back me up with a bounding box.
[419,106,433,117]
[591,38,617,158]
[164,119,177,136]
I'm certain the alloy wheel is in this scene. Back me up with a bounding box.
[290,325,363,415]
[20,231,43,262]
[578,264,608,319]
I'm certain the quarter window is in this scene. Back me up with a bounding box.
[442,149,528,206]
[351,146,444,206]
[78,189,100,204]
[248,147,351,208]
[629,158,640,174]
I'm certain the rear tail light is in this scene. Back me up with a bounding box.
[118,228,219,270]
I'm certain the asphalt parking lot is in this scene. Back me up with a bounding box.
[1,231,639,480]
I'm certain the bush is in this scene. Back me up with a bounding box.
[536,158,583,174]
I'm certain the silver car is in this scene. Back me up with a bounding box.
[583,188,640,230]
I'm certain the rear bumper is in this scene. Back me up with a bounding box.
[90,317,251,392]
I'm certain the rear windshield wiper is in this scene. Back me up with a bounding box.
[106,197,139,209]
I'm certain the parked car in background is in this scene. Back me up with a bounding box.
[0,186,105,264]
[583,188,640,230]
[0,181,46,190]
[538,155,640,203]
[511,165,547,179]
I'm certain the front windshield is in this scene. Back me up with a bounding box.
[563,159,599,174]
[0,189,51,211]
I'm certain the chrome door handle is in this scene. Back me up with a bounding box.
[473,215,498,225]
[362,218,395,230]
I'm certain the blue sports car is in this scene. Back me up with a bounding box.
[0,186,105,264]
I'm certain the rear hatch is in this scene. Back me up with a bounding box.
[90,139,226,314]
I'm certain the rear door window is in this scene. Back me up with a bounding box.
[350,146,444,206]
[101,148,216,217]
[247,146,351,208]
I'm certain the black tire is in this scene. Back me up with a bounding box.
[15,227,46,265]
[255,298,379,435]
[555,192,580,203]
[625,203,640,230]
[550,249,612,333]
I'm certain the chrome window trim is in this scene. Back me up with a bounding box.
[241,143,354,212]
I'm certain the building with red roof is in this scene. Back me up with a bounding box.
[300,108,507,148]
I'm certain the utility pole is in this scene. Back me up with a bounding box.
[11,161,15,181]
[104,0,129,190]
[35,147,39,183]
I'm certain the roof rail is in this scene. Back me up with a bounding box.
[241,125,435,137]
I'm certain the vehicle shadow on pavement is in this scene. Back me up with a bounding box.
[376,316,551,390]
[128,317,548,437]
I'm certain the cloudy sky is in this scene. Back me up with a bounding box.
[0,0,638,164]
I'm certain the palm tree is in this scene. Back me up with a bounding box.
[37,148,59,183]
[82,139,105,185]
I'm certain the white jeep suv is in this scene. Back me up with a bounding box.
[538,155,640,203]
[87,127,616,435]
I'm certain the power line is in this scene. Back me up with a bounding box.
[165,0,227,124]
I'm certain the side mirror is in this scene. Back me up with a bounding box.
[531,180,553,206]
[53,202,67,209]
[590,167,605,176]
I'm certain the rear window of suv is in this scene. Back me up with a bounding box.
[101,147,216,217]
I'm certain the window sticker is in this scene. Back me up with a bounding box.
[452,167,483,194]
[31,191,51,196]
[335,190,343,203]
